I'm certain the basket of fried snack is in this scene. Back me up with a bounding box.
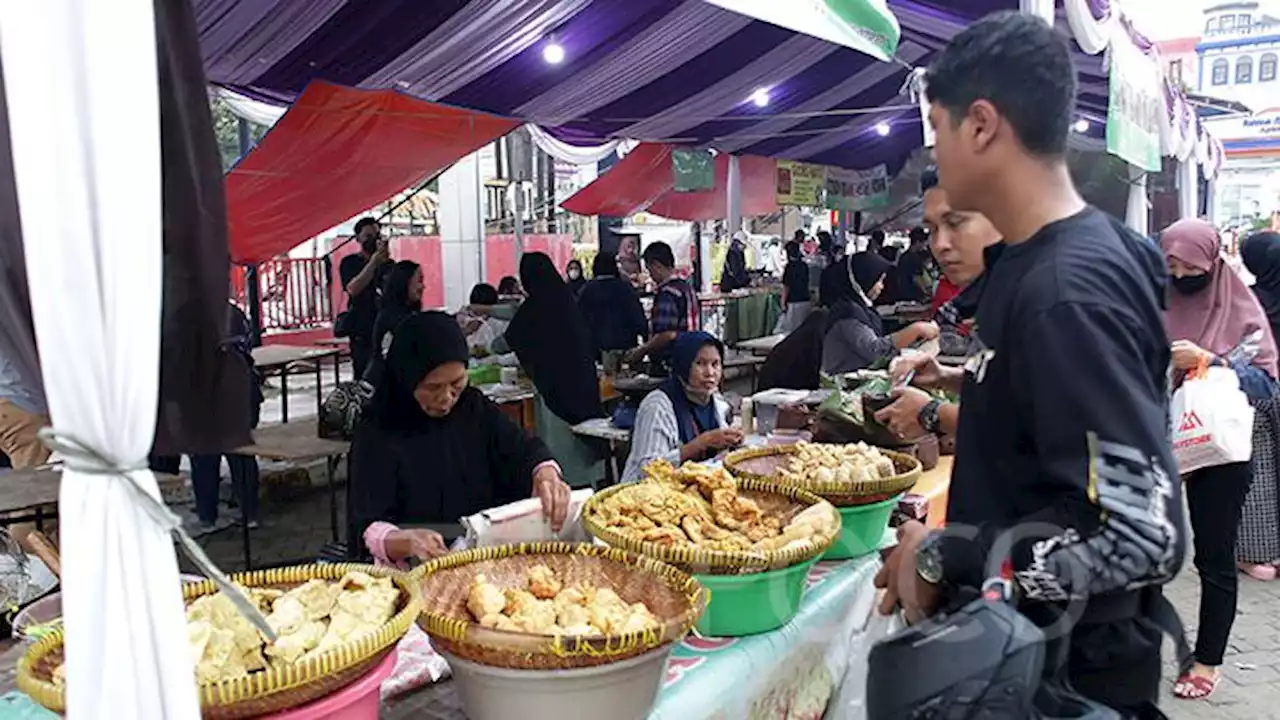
[725,441,920,507]
[412,542,706,671]
[17,564,421,719]
[582,459,841,576]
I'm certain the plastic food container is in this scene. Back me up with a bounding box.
[266,649,397,720]
[824,494,903,560]
[692,556,819,636]
[440,643,674,720]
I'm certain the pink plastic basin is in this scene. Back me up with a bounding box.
[265,650,398,720]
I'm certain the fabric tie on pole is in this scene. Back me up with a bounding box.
[38,428,276,642]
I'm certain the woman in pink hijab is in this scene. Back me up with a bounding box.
[1163,218,1279,701]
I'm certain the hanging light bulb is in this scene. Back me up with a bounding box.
[875,122,891,136]
[1072,118,1090,133]
[751,88,771,107]
[543,41,565,65]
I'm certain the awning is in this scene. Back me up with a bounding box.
[225,80,518,262]
[645,153,778,221]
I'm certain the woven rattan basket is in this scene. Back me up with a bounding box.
[724,444,921,507]
[16,563,422,719]
[413,542,706,671]
[582,477,840,575]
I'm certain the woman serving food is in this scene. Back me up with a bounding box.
[621,332,741,483]
[348,312,572,565]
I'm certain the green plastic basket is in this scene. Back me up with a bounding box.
[824,494,902,560]
[467,365,501,385]
[693,556,819,637]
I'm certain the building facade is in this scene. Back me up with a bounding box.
[1160,2,1280,227]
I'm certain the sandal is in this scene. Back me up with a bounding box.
[1239,562,1277,581]
[1173,671,1220,700]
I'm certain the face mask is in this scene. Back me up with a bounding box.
[568,270,581,280]
[360,237,379,255]
[1172,273,1211,295]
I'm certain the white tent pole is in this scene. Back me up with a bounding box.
[1019,0,1056,26]
[0,0,198,717]
[1177,158,1199,221]
[718,154,742,294]
[1125,166,1150,236]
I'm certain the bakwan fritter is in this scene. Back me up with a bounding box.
[593,460,838,554]
[465,564,660,637]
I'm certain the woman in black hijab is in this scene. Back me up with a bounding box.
[1243,231,1280,341]
[348,312,571,564]
[565,259,587,300]
[506,253,603,425]
[821,252,938,374]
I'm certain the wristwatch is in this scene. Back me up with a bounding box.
[917,398,943,435]
[915,531,945,586]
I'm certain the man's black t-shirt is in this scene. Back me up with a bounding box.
[941,209,1187,699]
[783,261,810,303]
[941,208,1186,709]
[339,253,387,343]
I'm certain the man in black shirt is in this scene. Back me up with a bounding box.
[339,217,391,378]
[875,13,1185,717]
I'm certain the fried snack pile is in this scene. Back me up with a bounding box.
[465,564,660,637]
[187,571,400,683]
[592,460,837,554]
[775,442,897,488]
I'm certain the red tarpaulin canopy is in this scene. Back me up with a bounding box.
[225,81,518,263]
[561,143,777,222]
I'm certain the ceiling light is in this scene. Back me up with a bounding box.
[543,42,565,65]
[1073,119,1090,133]
[750,88,771,107]
[875,122,891,136]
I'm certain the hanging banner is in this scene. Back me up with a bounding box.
[826,164,889,211]
[776,160,827,207]
[703,0,900,62]
[1106,38,1163,172]
[672,148,715,192]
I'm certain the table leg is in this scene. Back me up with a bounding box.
[314,362,323,417]
[280,370,290,423]
[327,456,340,542]
[242,511,252,571]
[35,506,43,533]
[333,355,341,386]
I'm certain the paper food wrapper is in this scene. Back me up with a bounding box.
[459,489,595,548]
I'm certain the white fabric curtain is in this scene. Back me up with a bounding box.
[216,87,286,128]
[1063,0,1114,55]
[1126,165,1149,235]
[0,1,198,718]
[526,123,633,166]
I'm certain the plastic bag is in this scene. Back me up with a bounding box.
[1171,364,1255,475]
[458,489,595,548]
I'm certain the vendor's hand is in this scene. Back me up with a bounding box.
[384,528,448,563]
[908,321,941,342]
[698,428,745,452]
[873,521,940,625]
[624,347,647,367]
[1172,340,1214,371]
[873,387,932,440]
[889,353,944,389]
[532,465,572,532]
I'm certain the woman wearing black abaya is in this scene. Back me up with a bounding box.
[1243,231,1280,341]
[505,253,605,486]
[348,312,571,565]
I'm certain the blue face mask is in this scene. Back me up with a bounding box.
[1172,273,1210,295]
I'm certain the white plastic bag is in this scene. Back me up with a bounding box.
[1171,365,1255,475]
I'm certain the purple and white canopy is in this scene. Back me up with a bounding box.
[193,0,1212,175]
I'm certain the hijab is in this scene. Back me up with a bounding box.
[371,311,470,433]
[1242,231,1280,335]
[505,252,603,424]
[1162,219,1278,376]
[566,259,587,298]
[659,332,724,445]
[823,252,888,335]
[373,260,422,359]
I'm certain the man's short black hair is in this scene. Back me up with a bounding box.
[497,276,520,295]
[354,216,379,234]
[469,283,498,305]
[920,167,939,193]
[641,241,675,268]
[925,11,1076,156]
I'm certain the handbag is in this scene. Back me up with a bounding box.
[1171,362,1255,475]
[332,310,353,338]
[319,347,382,441]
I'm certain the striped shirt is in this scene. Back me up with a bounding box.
[621,389,731,483]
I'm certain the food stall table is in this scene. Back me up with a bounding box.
[570,418,632,487]
[380,553,888,720]
[479,385,537,434]
[735,333,784,356]
[313,337,351,382]
[251,345,342,423]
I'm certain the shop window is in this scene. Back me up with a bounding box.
[1261,53,1277,82]
[1212,58,1230,85]
[1237,55,1253,84]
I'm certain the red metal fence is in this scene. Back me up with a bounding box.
[232,258,333,334]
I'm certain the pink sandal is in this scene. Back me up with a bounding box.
[1239,562,1277,581]
[1173,672,1220,700]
